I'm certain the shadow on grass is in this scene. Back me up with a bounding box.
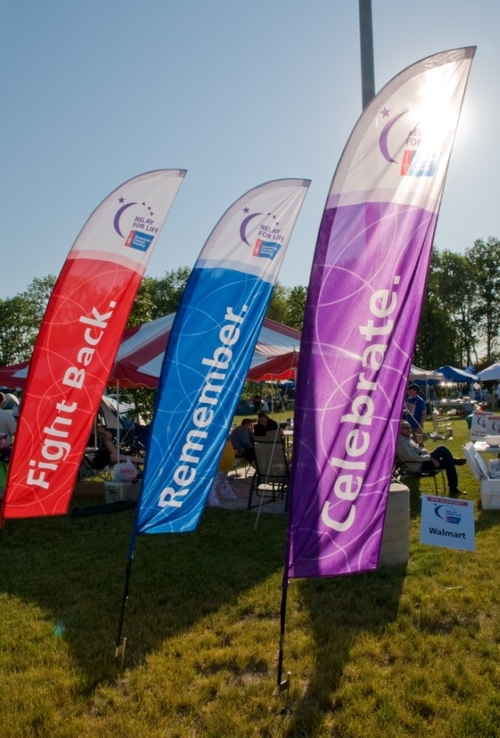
[0,501,287,688]
[282,566,406,736]
[474,507,500,532]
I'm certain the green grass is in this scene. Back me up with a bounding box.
[2,418,500,736]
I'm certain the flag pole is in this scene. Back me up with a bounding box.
[115,504,142,663]
[358,0,375,108]
[276,1,377,693]
[115,557,133,665]
[277,575,291,692]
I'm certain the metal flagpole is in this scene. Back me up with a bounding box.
[276,2,377,693]
[358,0,375,108]
[277,578,291,692]
[115,557,133,665]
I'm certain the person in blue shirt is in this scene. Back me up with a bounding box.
[404,383,427,439]
[229,418,255,463]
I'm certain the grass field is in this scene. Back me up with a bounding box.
[1,416,500,737]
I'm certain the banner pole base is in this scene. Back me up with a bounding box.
[115,637,127,667]
[278,671,291,695]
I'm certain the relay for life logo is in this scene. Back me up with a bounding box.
[239,207,283,261]
[113,196,159,253]
[378,107,442,177]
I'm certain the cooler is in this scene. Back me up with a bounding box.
[104,481,140,504]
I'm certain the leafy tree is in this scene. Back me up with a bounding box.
[0,295,34,365]
[466,238,500,363]
[285,285,307,330]
[146,267,191,319]
[0,275,56,365]
[413,249,455,368]
[22,276,57,322]
[127,278,156,328]
[436,250,478,367]
[266,282,289,324]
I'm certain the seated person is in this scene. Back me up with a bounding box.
[0,392,17,445]
[96,425,145,466]
[396,419,466,497]
[0,433,11,462]
[230,418,255,463]
[253,411,280,437]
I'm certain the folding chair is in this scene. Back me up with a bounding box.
[79,449,113,482]
[247,437,289,510]
[394,459,445,494]
[231,454,251,479]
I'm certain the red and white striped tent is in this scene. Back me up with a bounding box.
[112,313,301,387]
[0,314,301,390]
[0,361,29,389]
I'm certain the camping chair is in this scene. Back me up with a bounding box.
[79,448,113,482]
[247,437,289,510]
[231,454,251,479]
[428,409,457,442]
[393,459,445,494]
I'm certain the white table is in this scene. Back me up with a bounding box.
[281,429,294,454]
[474,442,500,455]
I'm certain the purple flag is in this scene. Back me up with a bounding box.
[286,48,475,579]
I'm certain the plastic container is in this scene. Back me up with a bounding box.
[378,482,410,568]
[104,481,140,504]
[481,479,500,510]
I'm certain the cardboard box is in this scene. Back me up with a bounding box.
[480,478,500,510]
[73,481,105,499]
[104,481,140,504]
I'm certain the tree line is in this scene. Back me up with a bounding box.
[415,238,500,371]
[1,237,499,373]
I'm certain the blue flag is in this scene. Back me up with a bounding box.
[134,179,309,534]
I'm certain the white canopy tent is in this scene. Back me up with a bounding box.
[477,362,500,382]
[409,366,444,382]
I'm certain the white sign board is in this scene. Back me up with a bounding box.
[420,495,475,552]
[469,410,500,442]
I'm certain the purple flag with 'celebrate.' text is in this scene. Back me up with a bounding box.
[286,47,475,579]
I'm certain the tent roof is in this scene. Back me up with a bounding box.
[0,314,302,390]
[435,365,479,382]
[477,362,500,382]
[111,314,301,388]
[0,361,29,389]
[246,351,299,381]
[409,365,444,382]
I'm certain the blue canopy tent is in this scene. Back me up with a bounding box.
[435,365,479,383]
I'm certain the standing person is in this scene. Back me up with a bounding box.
[0,392,17,445]
[404,383,427,440]
[396,419,466,497]
[230,418,255,463]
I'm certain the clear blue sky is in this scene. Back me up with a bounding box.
[1,0,498,299]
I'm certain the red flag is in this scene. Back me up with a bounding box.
[1,170,185,521]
